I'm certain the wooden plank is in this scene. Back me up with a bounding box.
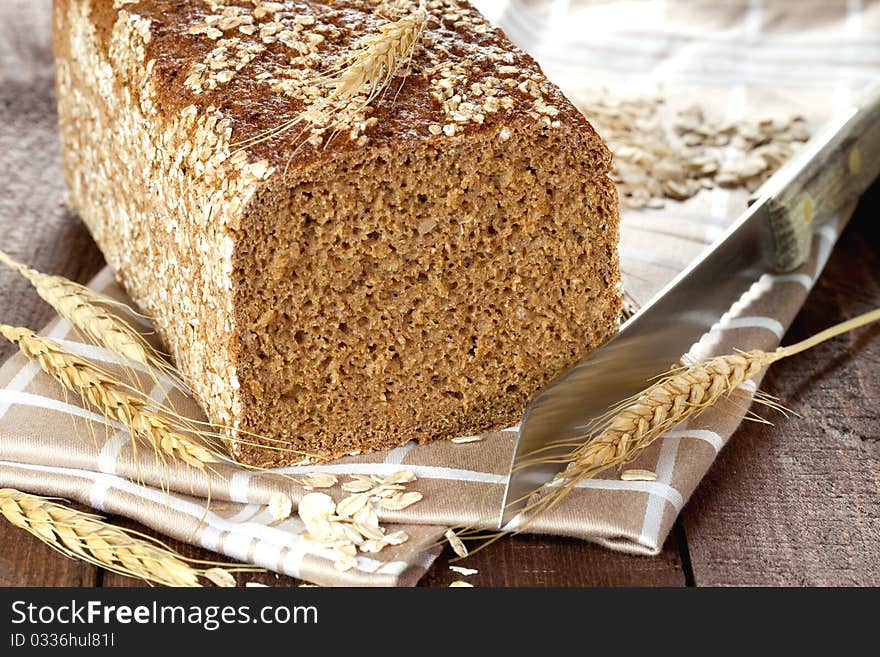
[682,202,880,586]
[420,533,687,587]
[0,502,99,587]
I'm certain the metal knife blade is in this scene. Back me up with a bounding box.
[499,84,880,529]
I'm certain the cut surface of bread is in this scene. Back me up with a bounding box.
[53,0,620,465]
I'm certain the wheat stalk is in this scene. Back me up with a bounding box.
[238,2,428,152]
[0,488,254,586]
[0,249,186,389]
[0,324,311,467]
[514,307,880,522]
[326,2,428,105]
[0,324,217,470]
[0,256,316,461]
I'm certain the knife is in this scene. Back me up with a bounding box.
[499,83,880,529]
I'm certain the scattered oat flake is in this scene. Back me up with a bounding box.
[341,522,365,545]
[298,492,336,538]
[300,473,338,489]
[620,469,658,481]
[354,521,384,541]
[383,470,417,485]
[449,581,474,587]
[341,479,374,493]
[445,529,468,558]
[354,504,380,530]
[334,543,357,558]
[359,539,386,553]
[571,90,810,208]
[335,493,370,518]
[246,582,268,587]
[372,484,406,498]
[204,568,236,588]
[294,474,419,559]
[328,521,351,543]
[380,491,423,511]
[449,565,478,576]
[268,492,292,521]
[384,530,409,545]
[451,435,482,444]
[298,492,335,518]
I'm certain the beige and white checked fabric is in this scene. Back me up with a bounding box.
[1,0,878,585]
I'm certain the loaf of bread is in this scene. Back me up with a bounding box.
[53,0,620,466]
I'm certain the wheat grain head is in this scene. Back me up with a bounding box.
[0,324,217,470]
[328,2,428,104]
[0,488,256,586]
[0,249,188,391]
[514,307,880,525]
[236,1,428,153]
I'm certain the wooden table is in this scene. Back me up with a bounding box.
[3,186,878,589]
[2,3,878,587]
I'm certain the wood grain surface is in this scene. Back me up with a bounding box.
[681,190,880,586]
[1,0,878,587]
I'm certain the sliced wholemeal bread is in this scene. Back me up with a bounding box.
[53,0,620,465]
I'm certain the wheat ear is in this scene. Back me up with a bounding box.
[0,488,254,586]
[0,318,314,463]
[0,324,217,470]
[516,307,880,521]
[327,1,428,104]
[0,249,187,390]
[238,2,428,152]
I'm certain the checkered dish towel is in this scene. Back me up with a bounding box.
[1,0,877,586]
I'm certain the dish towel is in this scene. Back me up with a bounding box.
[1,0,877,586]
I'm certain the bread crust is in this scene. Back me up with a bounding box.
[53,0,620,465]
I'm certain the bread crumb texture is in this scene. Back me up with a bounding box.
[54,0,620,465]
